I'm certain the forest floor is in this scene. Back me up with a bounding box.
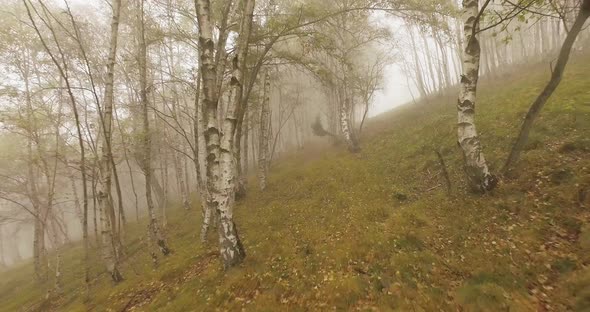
[2,54,590,311]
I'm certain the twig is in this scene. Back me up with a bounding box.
[435,149,452,194]
[425,184,442,192]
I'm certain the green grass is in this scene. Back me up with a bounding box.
[2,55,590,311]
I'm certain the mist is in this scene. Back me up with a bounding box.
[1,0,589,310]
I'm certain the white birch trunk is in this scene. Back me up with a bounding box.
[195,0,251,268]
[97,0,123,282]
[457,0,497,192]
[194,68,214,243]
[339,97,359,153]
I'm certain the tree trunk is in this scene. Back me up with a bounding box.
[217,0,255,267]
[193,71,212,243]
[195,0,250,268]
[114,107,140,222]
[23,0,93,291]
[504,0,590,174]
[26,111,46,283]
[421,31,439,94]
[184,157,192,205]
[339,78,360,154]
[173,151,190,210]
[112,161,126,230]
[457,0,497,193]
[409,26,428,98]
[258,70,271,191]
[434,30,452,89]
[50,215,62,294]
[97,0,123,283]
[91,169,100,247]
[138,0,170,261]
[243,109,250,179]
[160,147,169,227]
[68,169,84,227]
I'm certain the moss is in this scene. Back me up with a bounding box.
[553,258,577,274]
[457,282,510,311]
[560,139,590,153]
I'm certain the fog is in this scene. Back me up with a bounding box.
[1,0,589,309]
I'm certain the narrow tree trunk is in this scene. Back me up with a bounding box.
[138,0,170,261]
[504,0,590,174]
[68,168,84,227]
[243,109,250,178]
[258,70,271,191]
[339,93,360,153]
[421,31,439,93]
[173,151,190,210]
[160,149,169,228]
[23,0,93,291]
[26,108,46,283]
[111,159,126,230]
[114,107,140,222]
[492,37,502,73]
[33,211,46,282]
[91,169,99,247]
[50,216,62,294]
[193,71,213,243]
[184,157,192,205]
[435,30,452,89]
[409,26,428,98]
[97,0,123,283]
[457,0,497,193]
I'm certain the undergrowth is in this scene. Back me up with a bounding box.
[2,55,590,311]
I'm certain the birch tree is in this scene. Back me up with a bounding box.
[456,0,497,192]
[22,0,93,289]
[137,0,170,260]
[194,0,253,268]
[97,0,124,283]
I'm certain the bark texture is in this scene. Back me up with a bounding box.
[98,0,123,282]
[195,0,251,268]
[457,0,497,193]
[340,97,359,153]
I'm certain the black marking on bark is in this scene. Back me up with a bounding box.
[458,100,474,109]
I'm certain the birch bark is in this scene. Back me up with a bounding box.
[97,0,123,282]
[195,0,252,268]
[457,0,497,192]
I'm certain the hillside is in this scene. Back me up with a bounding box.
[2,55,590,311]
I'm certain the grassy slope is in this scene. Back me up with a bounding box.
[2,55,590,311]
